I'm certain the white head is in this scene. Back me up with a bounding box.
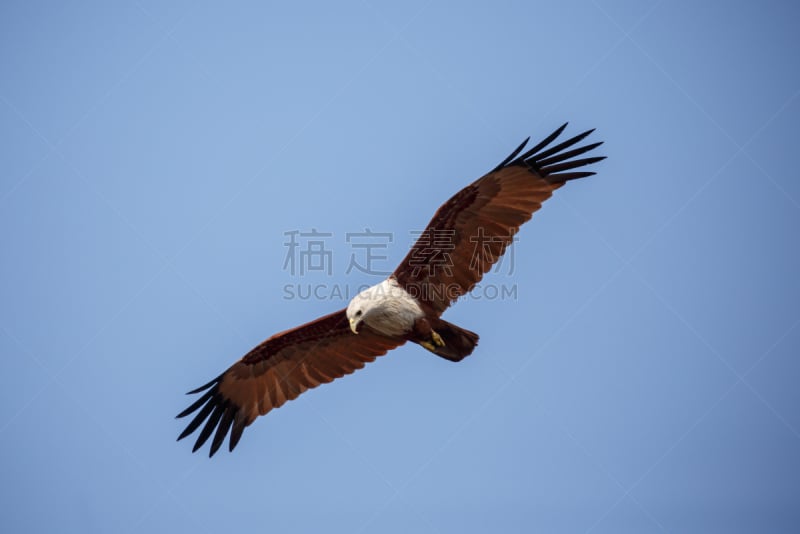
[346,284,383,334]
[345,279,424,336]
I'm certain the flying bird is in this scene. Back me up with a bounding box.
[177,123,604,456]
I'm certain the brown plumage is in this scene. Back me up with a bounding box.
[177,123,604,456]
[393,123,603,315]
[176,310,403,456]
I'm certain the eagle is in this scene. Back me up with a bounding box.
[177,123,604,456]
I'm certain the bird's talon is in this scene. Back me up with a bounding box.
[431,331,445,347]
[420,341,437,353]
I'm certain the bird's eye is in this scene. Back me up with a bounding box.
[355,310,362,317]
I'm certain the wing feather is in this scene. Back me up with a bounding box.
[393,124,604,314]
[194,404,224,453]
[210,405,235,457]
[177,309,404,456]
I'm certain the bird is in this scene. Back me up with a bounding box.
[177,123,604,456]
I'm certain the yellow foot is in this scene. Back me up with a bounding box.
[420,341,437,353]
[431,330,445,347]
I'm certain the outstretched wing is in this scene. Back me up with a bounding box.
[393,123,604,315]
[177,309,404,456]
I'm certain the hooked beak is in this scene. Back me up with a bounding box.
[349,317,360,335]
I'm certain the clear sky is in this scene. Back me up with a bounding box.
[1,1,799,533]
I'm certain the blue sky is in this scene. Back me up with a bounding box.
[1,1,799,532]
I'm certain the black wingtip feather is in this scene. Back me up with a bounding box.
[543,156,606,175]
[209,405,235,457]
[186,374,222,395]
[537,141,604,168]
[177,396,216,441]
[494,123,604,180]
[229,420,246,452]
[548,171,597,182]
[492,136,530,172]
[176,387,215,419]
[515,122,569,163]
[178,374,245,457]
[532,129,595,164]
[193,404,224,453]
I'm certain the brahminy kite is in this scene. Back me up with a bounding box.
[177,123,604,456]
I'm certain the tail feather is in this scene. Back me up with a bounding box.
[428,319,479,362]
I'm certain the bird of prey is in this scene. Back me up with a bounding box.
[177,123,604,456]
